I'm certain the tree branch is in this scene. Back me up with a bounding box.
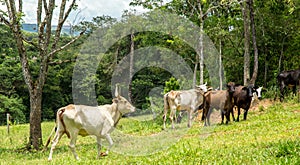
[54,0,76,42]
[0,14,11,26]
[63,0,76,24]
[202,5,219,19]
[22,37,40,50]
[6,0,14,23]
[42,0,48,14]
[18,0,23,13]
[184,57,197,64]
[44,0,55,51]
[37,0,42,26]
[187,0,200,16]
[47,30,85,58]
[48,59,76,65]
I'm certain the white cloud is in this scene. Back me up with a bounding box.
[1,0,147,24]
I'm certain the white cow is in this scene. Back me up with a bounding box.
[251,86,263,108]
[254,86,263,99]
[163,83,208,129]
[47,87,135,161]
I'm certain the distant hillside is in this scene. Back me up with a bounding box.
[22,23,76,35]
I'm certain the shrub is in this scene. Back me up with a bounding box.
[0,94,26,125]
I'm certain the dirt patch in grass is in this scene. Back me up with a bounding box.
[250,98,274,112]
[293,109,300,113]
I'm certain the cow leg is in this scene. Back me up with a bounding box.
[205,107,212,126]
[203,103,209,126]
[231,107,235,122]
[293,85,297,96]
[163,109,168,130]
[48,130,64,161]
[201,109,206,121]
[236,107,241,122]
[177,111,185,123]
[221,110,224,124]
[163,115,166,130]
[103,134,113,156]
[280,84,285,102]
[187,110,192,128]
[243,109,248,120]
[96,137,102,158]
[170,108,176,129]
[225,110,230,124]
[69,131,80,160]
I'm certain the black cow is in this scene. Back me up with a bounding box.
[277,68,300,101]
[233,84,255,122]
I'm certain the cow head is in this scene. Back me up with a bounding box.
[226,82,236,93]
[254,86,263,99]
[195,82,208,93]
[113,85,136,114]
[242,84,255,97]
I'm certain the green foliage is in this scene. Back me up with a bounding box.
[0,95,26,124]
[164,77,180,94]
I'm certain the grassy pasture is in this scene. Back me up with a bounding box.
[1,100,300,164]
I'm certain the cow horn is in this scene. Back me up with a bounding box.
[115,84,120,97]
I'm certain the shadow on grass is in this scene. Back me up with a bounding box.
[0,142,98,160]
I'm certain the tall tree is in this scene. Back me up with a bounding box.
[240,0,251,86]
[249,0,258,85]
[0,0,84,150]
[129,30,134,102]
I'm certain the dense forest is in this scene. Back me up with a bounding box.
[0,0,299,127]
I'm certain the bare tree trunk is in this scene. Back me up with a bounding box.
[278,36,287,72]
[129,31,134,102]
[198,1,204,85]
[114,46,119,66]
[28,90,43,149]
[199,22,204,85]
[241,0,251,86]
[219,39,223,90]
[193,56,199,88]
[264,58,268,87]
[249,0,258,85]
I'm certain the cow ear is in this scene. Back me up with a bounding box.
[113,98,119,103]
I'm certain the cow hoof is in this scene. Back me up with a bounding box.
[100,152,108,157]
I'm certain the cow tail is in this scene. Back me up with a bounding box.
[57,108,70,138]
[43,125,56,151]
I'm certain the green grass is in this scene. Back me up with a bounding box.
[1,101,300,164]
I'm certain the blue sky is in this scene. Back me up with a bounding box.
[1,0,147,24]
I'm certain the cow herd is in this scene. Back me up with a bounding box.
[46,68,300,160]
[165,82,262,127]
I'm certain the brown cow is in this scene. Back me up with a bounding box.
[202,82,236,126]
